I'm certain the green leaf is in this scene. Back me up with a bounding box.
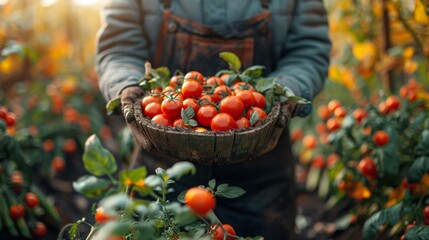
[249,110,260,126]
[219,52,241,73]
[181,106,195,122]
[405,225,429,240]
[208,179,216,190]
[174,207,198,226]
[1,40,26,60]
[99,193,132,210]
[215,184,246,199]
[406,156,429,183]
[243,65,265,78]
[92,222,131,240]
[288,96,311,105]
[72,175,111,198]
[106,97,121,115]
[375,147,400,183]
[215,69,234,77]
[416,129,429,156]
[166,161,196,180]
[120,166,147,183]
[144,175,162,188]
[255,77,275,93]
[363,202,403,240]
[68,219,85,239]
[83,134,117,176]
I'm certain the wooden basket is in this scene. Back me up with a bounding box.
[127,101,291,165]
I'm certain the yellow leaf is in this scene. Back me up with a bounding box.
[415,1,428,24]
[402,47,415,59]
[352,41,377,62]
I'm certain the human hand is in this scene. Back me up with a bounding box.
[120,86,144,123]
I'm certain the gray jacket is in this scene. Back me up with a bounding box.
[96,0,331,117]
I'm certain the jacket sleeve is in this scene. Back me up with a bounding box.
[268,0,331,117]
[96,0,149,101]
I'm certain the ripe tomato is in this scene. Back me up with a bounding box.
[327,99,341,113]
[199,94,214,105]
[233,82,254,94]
[196,105,218,127]
[162,85,176,94]
[206,76,225,86]
[211,113,237,131]
[194,127,209,132]
[251,92,266,108]
[43,139,55,152]
[52,156,65,172]
[213,224,236,240]
[311,154,325,169]
[405,223,416,233]
[181,80,203,99]
[236,90,255,108]
[333,106,347,119]
[236,116,250,129]
[373,130,389,146]
[63,138,77,154]
[5,112,16,127]
[0,106,7,119]
[152,114,172,126]
[9,204,25,220]
[378,102,389,115]
[245,107,267,124]
[25,192,40,209]
[11,171,23,192]
[326,118,341,131]
[161,98,183,118]
[302,135,318,149]
[144,102,162,119]
[184,187,216,216]
[357,157,378,180]
[173,118,190,128]
[212,85,232,103]
[169,75,183,88]
[423,205,429,220]
[219,96,244,120]
[290,128,304,142]
[184,71,204,85]
[141,95,162,109]
[95,207,116,223]
[352,108,368,124]
[32,222,47,238]
[182,98,200,115]
[385,96,401,111]
[317,105,330,120]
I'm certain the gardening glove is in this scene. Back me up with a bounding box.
[121,85,144,123]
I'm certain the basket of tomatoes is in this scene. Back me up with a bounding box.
[118,52,299,165]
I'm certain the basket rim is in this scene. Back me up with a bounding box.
[133,101,281,135]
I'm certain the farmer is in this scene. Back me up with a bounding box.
[96,0,331,239]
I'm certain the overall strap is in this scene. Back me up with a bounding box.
[260,0,271,9]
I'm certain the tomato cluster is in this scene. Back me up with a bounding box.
[0,105,17,128]
[141,71,268,131]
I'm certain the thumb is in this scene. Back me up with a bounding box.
[121,86,144,123]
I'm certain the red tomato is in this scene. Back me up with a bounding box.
[357,157,378,180]
[141,95,162,109]
[181,80,203,99]
[25,192,40,209]
[311,154,325,169]
[32,222,47,238]
[373,130,389,146]
[385,96,401,112]
[151,87,163,95]
[233,82,254,94]
[236,90,255,108]
[196,105,218,127]
[11,171,23,192]
[219,96,245,120]
[245,107,267,124]
[0,106,7,119]
[211,113,237,131]
[173,118,190,128]
[206,76,225,86]
[152,114,172,126]
[212,85,232,103]
[5,112,17,127]
[9,204,25,220]
[333,106,347,119]
[199,94,214,105]
[182,98,200,115]
[144,102,162,119]
[423,205,429,220]
[251,92,266,108]
[213,224,236,240]
[95,207,116,223]
[184,71,204,85]
[352,108,368,124]
[327,99,341,113]
[236,117,250,129]
[169,75,183,88]
[184,187,216,216]
[52,156,65,172]
[161,98,183,118]
[317,105,331,120]
[326,118,341,131]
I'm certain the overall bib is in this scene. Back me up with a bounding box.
[140,1,296,239]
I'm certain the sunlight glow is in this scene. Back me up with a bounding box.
[73,0,99,5]
[0,0,8,5]
[40,0,58,7]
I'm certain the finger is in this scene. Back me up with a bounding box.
[122,102,135,123]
